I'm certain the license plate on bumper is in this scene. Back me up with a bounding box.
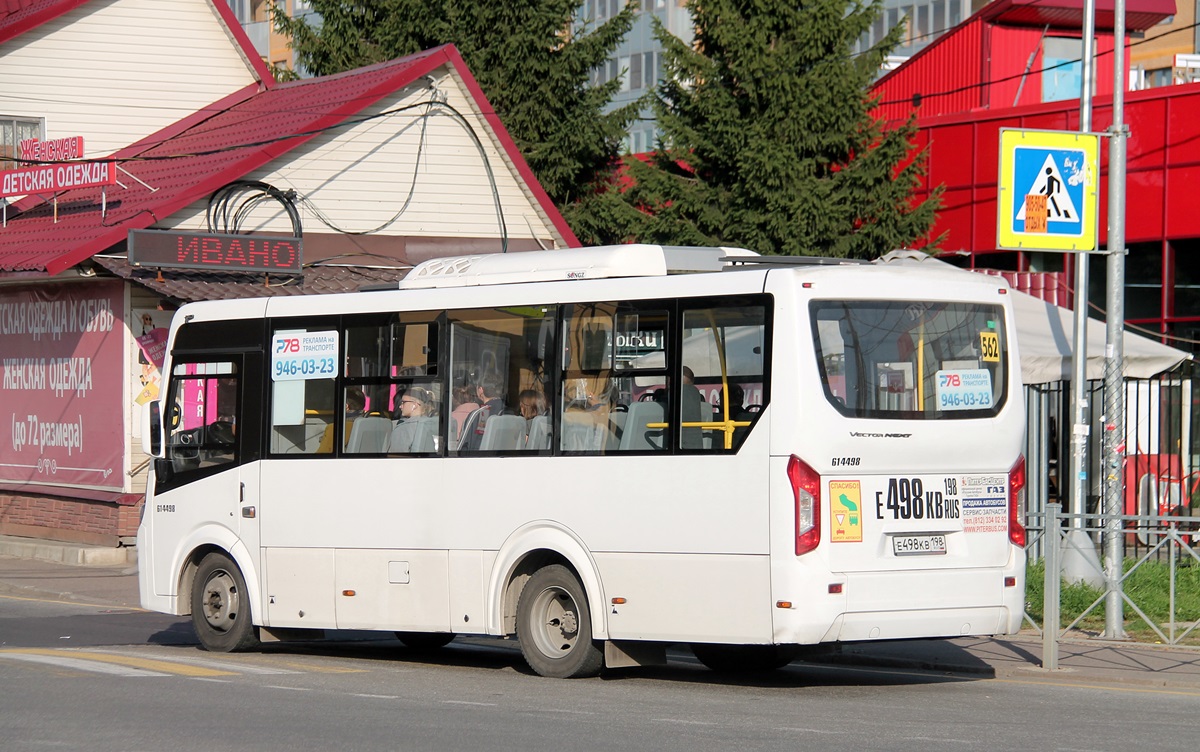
[892,534,947,556]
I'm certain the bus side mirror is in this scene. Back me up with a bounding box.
[143,400,163,458]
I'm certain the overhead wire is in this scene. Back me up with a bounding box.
[10,90,511,253]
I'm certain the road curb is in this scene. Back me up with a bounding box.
[0,537,136,567]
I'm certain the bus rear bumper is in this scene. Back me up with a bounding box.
[820,605,1020,643]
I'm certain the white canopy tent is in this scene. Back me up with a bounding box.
[875,252,1192,385]
[1010,291,1190,384]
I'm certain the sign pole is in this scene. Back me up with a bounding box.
[1068,0,1098,532]
[1102,0,1128,640]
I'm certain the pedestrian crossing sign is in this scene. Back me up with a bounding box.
[997,128,1099,251]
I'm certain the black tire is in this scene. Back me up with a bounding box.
[395,632,456,650]
[191,552,259,652]
[690,643,799,673]
[516,564,603,678]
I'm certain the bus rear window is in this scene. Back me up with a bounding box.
[811,300,1008,419]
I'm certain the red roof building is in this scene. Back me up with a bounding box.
[872,0,1199,349]
[0,0,575,544]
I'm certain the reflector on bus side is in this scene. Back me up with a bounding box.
[789,455,821,555]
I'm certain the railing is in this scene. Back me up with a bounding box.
[1025,505,1200,668]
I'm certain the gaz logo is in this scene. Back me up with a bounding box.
[829,480,863,543]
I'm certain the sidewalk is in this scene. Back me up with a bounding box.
[2,534,1199,689]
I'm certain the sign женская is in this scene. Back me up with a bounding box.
[0,137,117,198]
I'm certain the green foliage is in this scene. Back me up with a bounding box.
[623,0,941,257]
[271,0,641,245]
[1026,558,1200,641]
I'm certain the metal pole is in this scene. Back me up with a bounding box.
[1102,0,1128,641]
[1069,0,1098,528]
[1043,502,1061,671]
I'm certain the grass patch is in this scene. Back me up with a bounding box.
[1026,557,1200,643]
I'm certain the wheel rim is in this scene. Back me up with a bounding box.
[201,568,240,633]
[527,585,581,659]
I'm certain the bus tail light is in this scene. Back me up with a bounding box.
[789,455,821,556]
[1008,455,1026,548]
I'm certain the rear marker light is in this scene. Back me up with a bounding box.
[1004,577,1016,588]
[828,583,843,594]
[789,455,821,556]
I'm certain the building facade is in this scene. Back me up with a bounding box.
[0,0,574,546]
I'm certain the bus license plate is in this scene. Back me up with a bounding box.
[892,534,947,556]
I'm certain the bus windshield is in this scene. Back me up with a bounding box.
[811,300,1008,419]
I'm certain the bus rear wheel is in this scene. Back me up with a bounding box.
[395,632,456,650]
[191,552,259,653]
[690,643,798,673]
[516,565,603,678]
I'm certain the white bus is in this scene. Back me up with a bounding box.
[138,245,1026,678]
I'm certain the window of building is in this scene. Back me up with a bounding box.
[1043,37,1084,103]
[1171,239,1200,328]
[0,116,43,171]
[1124,243,1164,321]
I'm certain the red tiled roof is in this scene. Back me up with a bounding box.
[93,256,407,301]
[0,0,90,44]
[0,44,577,277]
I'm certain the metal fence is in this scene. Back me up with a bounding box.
[1022,364,1200,664]
[1026,506,1200,668]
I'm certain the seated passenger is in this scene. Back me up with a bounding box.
[462,375,508,451]
[518,389,547,420]
[451,384,481,443]
[680,366,706,449]
[390,386,437,453]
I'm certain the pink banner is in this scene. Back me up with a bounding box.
[136,327,168,369]
[0,282,125,490]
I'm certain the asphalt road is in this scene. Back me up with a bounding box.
[2,588,1199,752]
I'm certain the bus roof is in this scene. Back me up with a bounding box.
[396,245,761,289]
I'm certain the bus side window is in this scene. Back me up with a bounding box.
[449,306,556,454]
[568,303,669,454]
[678,303,768,453]
[268,325,338,455]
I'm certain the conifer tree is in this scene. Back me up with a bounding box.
[273,1,645,245]
[624,0,941,258]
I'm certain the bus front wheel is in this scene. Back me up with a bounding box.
[191,552,259,653]
[516,565,603,678]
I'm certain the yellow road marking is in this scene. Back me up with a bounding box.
[992,676,1200,697]
[274,659,365,674]
[0,648,234,677]
[0,592,145,611]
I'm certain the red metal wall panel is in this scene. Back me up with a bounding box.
[1166,165,1200,238]
[912,83,1200,252]
[1124,169,1165,243]
[875,19,987,125]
